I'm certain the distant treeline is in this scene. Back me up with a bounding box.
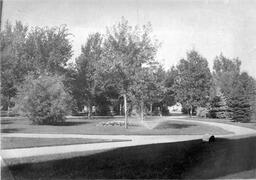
[1,18,255,124]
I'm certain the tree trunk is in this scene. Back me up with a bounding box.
[150,103,153,116]
[120,103,122,115]
[7,96,10,117]
[140,100,144,122]
[124,94,128,129]
[87,103,92,119]
[189,105,193,117]
[159,106,162,117]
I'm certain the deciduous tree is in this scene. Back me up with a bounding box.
[103,17,159,127]
[0,21,29,112]
[25,25,73,75]
[174,50,212,116]
[75,33,104,118]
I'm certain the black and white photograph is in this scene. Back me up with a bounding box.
[1,0,256,179]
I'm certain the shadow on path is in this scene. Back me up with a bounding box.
[2,136,256,179]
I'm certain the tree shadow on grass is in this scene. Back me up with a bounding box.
[0,120,15,125]
[2,136,256,179]
[33,121,93,126]
[1,128,21,133]
[50,121,93,126]
[154,122,196,129]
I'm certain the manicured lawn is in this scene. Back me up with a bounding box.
[2,136,256,179]
[178,116,256,130]
[217,169,256,179]
[1,137,126,149]
[0,117,231,135]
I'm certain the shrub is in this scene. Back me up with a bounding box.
[14,74,71,125]
[196,107,209,118]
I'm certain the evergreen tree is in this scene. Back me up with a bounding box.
[229,72,254,122]
[210,88,230,119]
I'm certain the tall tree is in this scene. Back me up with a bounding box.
[146,65,167,116]
[103,18,159,127]
[213,54,241,99]
[1,21,73,113]
[25,25,73,75]
[74,33,104,118]
[212,54,242,118]
[162,66,178,107]
[129,65,166,121]
[0,21,29,111]
[174,50,212,116]
[229,72,255,122]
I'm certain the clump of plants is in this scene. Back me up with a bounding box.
[14,74,71,125]
[98,120,139,127]
[196,107,209,118]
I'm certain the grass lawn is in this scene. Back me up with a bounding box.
[0,116,231,135]
[2,136,256,179]
[177,116,256,130]
[217,169,256,179]
[1,137,127,149]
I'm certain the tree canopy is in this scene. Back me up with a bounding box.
[174,50,212,115]
[1,19,256,123]
[102,17,159,125]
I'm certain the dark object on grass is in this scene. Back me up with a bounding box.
[202,134,215,143]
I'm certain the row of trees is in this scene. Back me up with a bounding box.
[1,18,255,125]
[67,19,166,127]
[173,52,256,122]
[1,21,73,124]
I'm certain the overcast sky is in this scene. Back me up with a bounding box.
[3,0,256,77]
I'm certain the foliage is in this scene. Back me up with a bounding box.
[14,75,71,125]
[103,17,159,122]
[196,107,209,118]
[229,72,255,122]
[130,65,166,117]
[174,50,212,115]
[162,66,177,107]
[212,54,241,101]
[209,91,230,119]
[0,21,73,112]
[251,79,256,120]
[25,25,73,75]
[0,21,29,110]
[73,33,104,117]
[213,55,255,122]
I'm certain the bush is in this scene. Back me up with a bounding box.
[14,74,71,125]
[196,107,209,118]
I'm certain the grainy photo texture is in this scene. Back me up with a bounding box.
[1,0,256,179]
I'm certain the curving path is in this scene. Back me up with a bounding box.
[167,117,256,137]
[1,118,256,163]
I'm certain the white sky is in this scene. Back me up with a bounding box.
[2,0,256,77]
